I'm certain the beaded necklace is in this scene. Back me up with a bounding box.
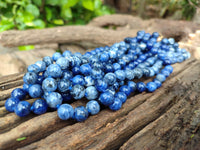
[5,31,190,122]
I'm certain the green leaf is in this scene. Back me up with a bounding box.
[0,24,15,32]
[60,0,79,7]
[16,10,34,23]
[18,45,35,51]
[46,0,59,6]
[61,6,72,20]
[25,4,40,17]
[45,7,52,21]
[94,0,102,9]
[53,19,64,25]
[16,137,27,141]
[82,0,94,11]
[33,19,45,28]
[12,5,18,15]
[0,1,7,8]
[32,0,42,7]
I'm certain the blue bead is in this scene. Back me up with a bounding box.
[56,57,69,70]
[95,80,108,92]
[109,98,122,111]
[161,69,170,77]
[61,92,72,102]
[125,69,134,80]
[91,68,103,79]
[149,68,155,77]
[42,77,57,92]
[27,64,40,73]
[31,99,48,115]
[127,81,137,92]
[139,42,147,51]
[11,88,26,100]
[46,64,62,78]
[136,82,146,92]
[74,106,89,122]
[100,52,109,62]
[70,84,85,100]
[156,74,166,82]
[72,75,85,86]
[58,79,71,92]
[146,82,157,92]
[150,47,158,55]
[72,66,80,75]
[73,56,82,66]
[74,52,82,58]
[84,76,95,86]
[104,73,116,85]
[62,71,73,80]
[29,84,43,98]
[115,92,127,103]
[23,72,38,84]
[133,68,143,79]
[118,59,126,68]
[14,101,31,117]
[80,63,92,75]
[52,52,62,61]
[86,100,100,115]
[85,86,99,100]
[43,56,53,66]
[23,83,30,93]
[143,68,150,77]
[62,50,72,57]
[119,85,131,96]
[37,75,44,84]
[35,61,46,72]
[153,79,162,88]
[5,97,20,112]
[152,32,159,38]
[109,49,117,59]
[46,92,63,109]
[112,82,119,91]
[104,64,114,73]
[57,104,74,120]
[115,70,126,81]
[99,92,114,106]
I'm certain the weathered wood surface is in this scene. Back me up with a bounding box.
[0,57,199,150]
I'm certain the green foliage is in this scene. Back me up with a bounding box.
[0,0,114,32]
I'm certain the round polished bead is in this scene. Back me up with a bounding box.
[161,69,170,77]
[5,97,20,112]
[119,85,131,96]
[146,82,157,92]
[37,75,44,84]
[109,98,122,111]
[85,86,98,100]
[52,52,62,61]
[35,61,46,72]
[70,84,85,100]
[127,81,137,92]
[115,92,127,103]
[95,80,108,92]
[29,84,43,98]
[136,82,146,93]
[62,71,73,80]
[143,68,150,77]
[31,99,48,115]
[58,79,71,92]
[86,100,100,115]
[133,68,143,79]
[23,72,38,85]
[165,65,173,73]
[14,101,31,117]
[100,52,109,62]
[104,73,116,85]
[115,70,126,81]
[125,69,134,80]
[152,32,159,38]
[63,50,72,57]
[11,88,26,100]
[74,106,89,122]
[84,76,95,87]
[56,57,69,70]
[73,56,82,66]
[153,79,162,88]
[46,64,62,78]
[72,66,80,75]
[46,92,63,109]
[57,104,74,120]
[23,83,30,93]
[113,63,121,71]
[91,68,103,79]
[156,74,166,82]
[42,77,57,92]
[43,56,53,66]
[72,75,85,86]
[99,92,114,106]
[27,64,40,73]
[80,64,92,75]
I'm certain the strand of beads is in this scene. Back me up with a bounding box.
[5,31,191,122]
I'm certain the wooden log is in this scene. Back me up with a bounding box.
[0,57,199,149]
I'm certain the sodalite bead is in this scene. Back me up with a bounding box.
[29,84,43,98]
[91,68,103,79]
[31,99,48,115]
[70,84,85,99]
[62,50,72,57]
[14,101,31,117]
[86,100,100,115]
[125,69,134,80]
[11,88,26,100]
[146,82,157,92]
[113,82,119,90]
[118,59,126,68]
[143,68,150,77]
[23,83,30,93]
[35,61,46,72]
[46,92,63,109]
[74,106,89,122]
[161,69,170,77]
[58,79,71,92]
[153,79,162,88]
[99,92,114,106]
[62,71,73,80]
[137,82,146,93]
[23,72,38,84]
[84,76,95,86]
[95,80,108,92]
[43,56,53,66]
[72,66,80,75]
[74,52,82,58]
[73,56,82,66]
[115,92,127,103]
[156,74,166,83]
[46,64,62,78]
[80,64,92,75]
[28,64,40,73]
[42,77,57,92]
[133,68,143,79]
[109,98,122,111]
[52,52,62,61]
[56,57,69,70]
[115,70,126,81]
[37,75,45,85]
[72,75,85,86]
[104,73,116,85]
[57,104,74,120]
[100,52,109,62]
[61,92,72,102]
[127,81,137,92]
[5,97,20,112]
[165,65,173,73]
[119,85,131,96]
[85,86,98,100]
[149,68,155,77]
